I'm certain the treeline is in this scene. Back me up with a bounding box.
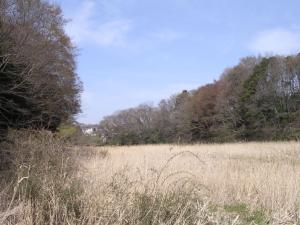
[0,0,81,138]
[99,55,300,145]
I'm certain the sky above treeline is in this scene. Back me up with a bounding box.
[54,0,300,124]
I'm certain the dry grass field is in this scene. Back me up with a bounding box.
[77,142,300,225]
[1,134,300,224]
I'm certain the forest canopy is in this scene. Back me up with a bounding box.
[0,0,81,137]
[99,55,300,145]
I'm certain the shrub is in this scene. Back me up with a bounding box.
[0,130,83,224]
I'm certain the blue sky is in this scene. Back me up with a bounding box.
[54,0,300,124]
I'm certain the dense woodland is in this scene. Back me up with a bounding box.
[99,56,300,145]
[0,0,81,138]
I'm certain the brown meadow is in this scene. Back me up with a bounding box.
[78,142,300,224]
[1,134,300,224]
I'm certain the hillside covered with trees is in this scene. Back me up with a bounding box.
[0,0,81,138]
[99,55,300,145]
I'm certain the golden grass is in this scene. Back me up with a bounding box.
[1,136,300,224]
[79,142,300,224]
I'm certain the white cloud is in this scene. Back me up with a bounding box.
[91,20,132,46]
[249,28,300,55]
[65,0,132,47]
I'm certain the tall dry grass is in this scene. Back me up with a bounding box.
[80,143,300,224]
[1,133,300,224]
